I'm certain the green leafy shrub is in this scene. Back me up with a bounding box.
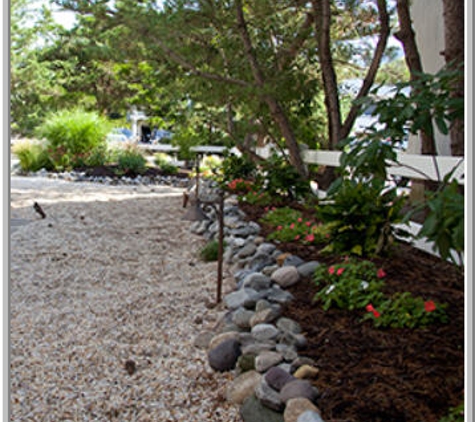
[409,172,464,266]
[220,153,257,185]
[154,153,179,175]
[36,108,110,170]
[260,153,309,201]
[363,293,448,329]
[116,145,147,175]
[439,403,464,422]
[313,259,386,311]
[318,140,407,257]
[12,139,54,172]
[199,240,225,262]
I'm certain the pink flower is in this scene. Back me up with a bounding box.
[264,207,269,212]
[337,268,345,276]
[424,300,437,312]
[305,234,315,242]
[277,225,283,231]
[305,221,312,227]
[366,304,375,312]
[298,218,303,223]
[290,223,295,229]
[294,235,301,240]
[377,268,387,279]
[328,266,335,275]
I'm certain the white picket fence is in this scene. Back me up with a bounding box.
[141,142,464,263]
[277,147,464,264]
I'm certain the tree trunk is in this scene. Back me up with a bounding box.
[394,0,437,156]
[313,0,342,150]
[442,0,464,156]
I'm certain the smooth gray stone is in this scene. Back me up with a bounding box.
[267,286,294,304]
[271,266,301,288]
[240,395,285,422]
[255,351,284,373]
[283,255,305,267]
[255,379,285,412]
[265,366,296,392]
[251,323,280,342]
[232,307,256,329]
[248,253,275,272]
[208,339,241,372]
[297,410,326,422]
[297,261,321,278]
[280,380,319,404]
[238,242,258,258]
[276,317,302,334]
[224,288,261,310]
[257,243,277,255]
[242,273,272,291]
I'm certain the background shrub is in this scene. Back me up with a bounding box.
[36,108,110,170]
[12,139,54,172]
[154,152,179,175]
[117,144,147,175]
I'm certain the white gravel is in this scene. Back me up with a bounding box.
[10,176,240,421]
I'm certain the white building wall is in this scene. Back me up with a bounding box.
[408,0,452,156]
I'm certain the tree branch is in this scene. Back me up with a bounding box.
[341,0,390,139]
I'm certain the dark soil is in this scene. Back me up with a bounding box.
[239,202,464,422]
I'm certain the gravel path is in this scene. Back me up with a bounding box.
[10,176,240,421]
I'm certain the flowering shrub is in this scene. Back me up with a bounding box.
[260,207,332,244]
[239,190,274,206]
[313,259,386,311]
[363,292,448,329]
[226,178,254,193]
[313,260,448,329]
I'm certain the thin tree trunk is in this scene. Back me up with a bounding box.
[442,0,464,156]
[313,0,342,150]
[394,0,437,155]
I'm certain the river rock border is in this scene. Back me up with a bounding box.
[191,195,326,422]
[11,167,190,188]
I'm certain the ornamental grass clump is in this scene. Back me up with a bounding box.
[12,139,54,172]
[36,108,110,170]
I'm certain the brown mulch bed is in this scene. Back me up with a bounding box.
[239,202,464,422]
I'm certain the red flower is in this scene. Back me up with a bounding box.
[373,310,381,318]
[377,268,387,279]
[298,218,303,223]
[294,235,301,240]
[366,304,375,312]
[337,268,345,276]
[305,221,312,227]
[328,266,335,275]
[290,223,295,229]
[305,234,315,242]
[424,300,437,312]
